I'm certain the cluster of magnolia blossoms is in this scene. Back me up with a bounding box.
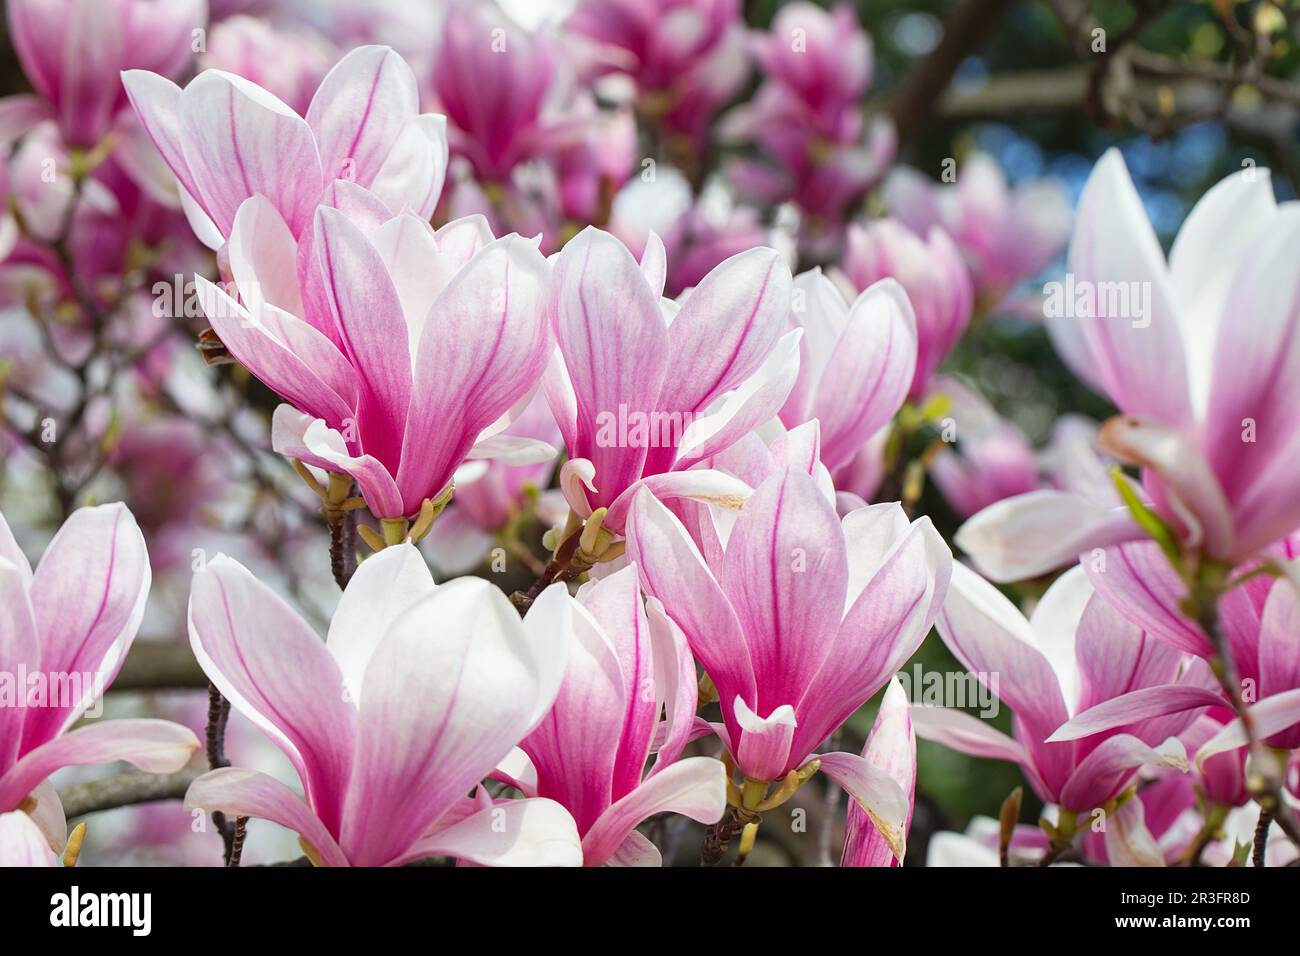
[4,0,1299,872]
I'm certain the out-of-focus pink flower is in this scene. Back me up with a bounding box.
[509,565,725,866]
[885,153,1070,300]
[567,0,747,158]
[184,544,583,867]
[545,226,794,530]
[839,220,973,397]
[430,1,578,185]
[7,0,206,148]
[917,564,1218,823]
[0,505,199,852]
[202,15,339,115]
[925,378,1040,520]
[777,269,916,472]
[627,467,950,860]
[196,191,554,520]
[841,677,914,867]
[722,3,894,240]
[959,151,1300,581]
[123,45,447,248]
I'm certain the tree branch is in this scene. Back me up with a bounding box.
[58,768,201,819]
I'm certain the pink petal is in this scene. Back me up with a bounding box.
[396,234,552,516]
[184,768,348,867]
[194,276,355,427]
[580,756,726,867]
[188,555,356,832]
[340,578,565,866]
[306,45,420,187]
[1067,149,1190,426]
[325,543,438,705]
[733,698,797,782]
[314,205,412,465]
[933,562,1071,741]
[0,810,56,866]
[404,797,582,868]
[955,489,1142,583]
[22,503,150,747]
[721,466,846,716]
[625,488,756,715]
[0,556,38,770]
[1048,686,1224,742]
[815,749,910,863]
[0,719,197,812]
[815,279,917,470]
[841,678,915,867]
[178,70,324,238]
[270,406,404,518]
[551,227,669,506]
[1058,735,1186,811]
[664,246,791,414]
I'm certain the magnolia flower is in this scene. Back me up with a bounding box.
[960,151,1300,580]
[1084,535,1300,755]
[123,44,447,248]
[184,545,583,867]
[544,226,794,531]
[884,152,1070,300]
[722,3,894,238]
[916,564,1216,834]
[566,0,748,154]
[0,505,199,851]
[0,810,56,866]
[430,0,577,185]
[840,677,915,867]
[777,269,917,472]
[839,220,974,398]
[7,0,206,147]
[626,466,950,859]
[508,565,726,866]
[196,191,554,520]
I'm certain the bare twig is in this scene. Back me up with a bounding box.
[57,767,202,819]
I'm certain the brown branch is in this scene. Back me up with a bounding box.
[57,767,202,819]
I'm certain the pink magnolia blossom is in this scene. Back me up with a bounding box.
[184,544,583,867]
[123,44,447,248]
[195,191,554,520]
[960,151,1300,580]
[1083,535,1300,755]
[885,152,1070,300]
[430,0,578,186]
[722,3,895,239]
[841,677,915,867]
[7,0,206,148]
[545,226,795,531]
[566,0,747,154]
[839,220,974,398]
[777,269,917,472]
[916,563,1218,820]
[0,505,199,851]
[508,565,726,866]
[626,466,950,860]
